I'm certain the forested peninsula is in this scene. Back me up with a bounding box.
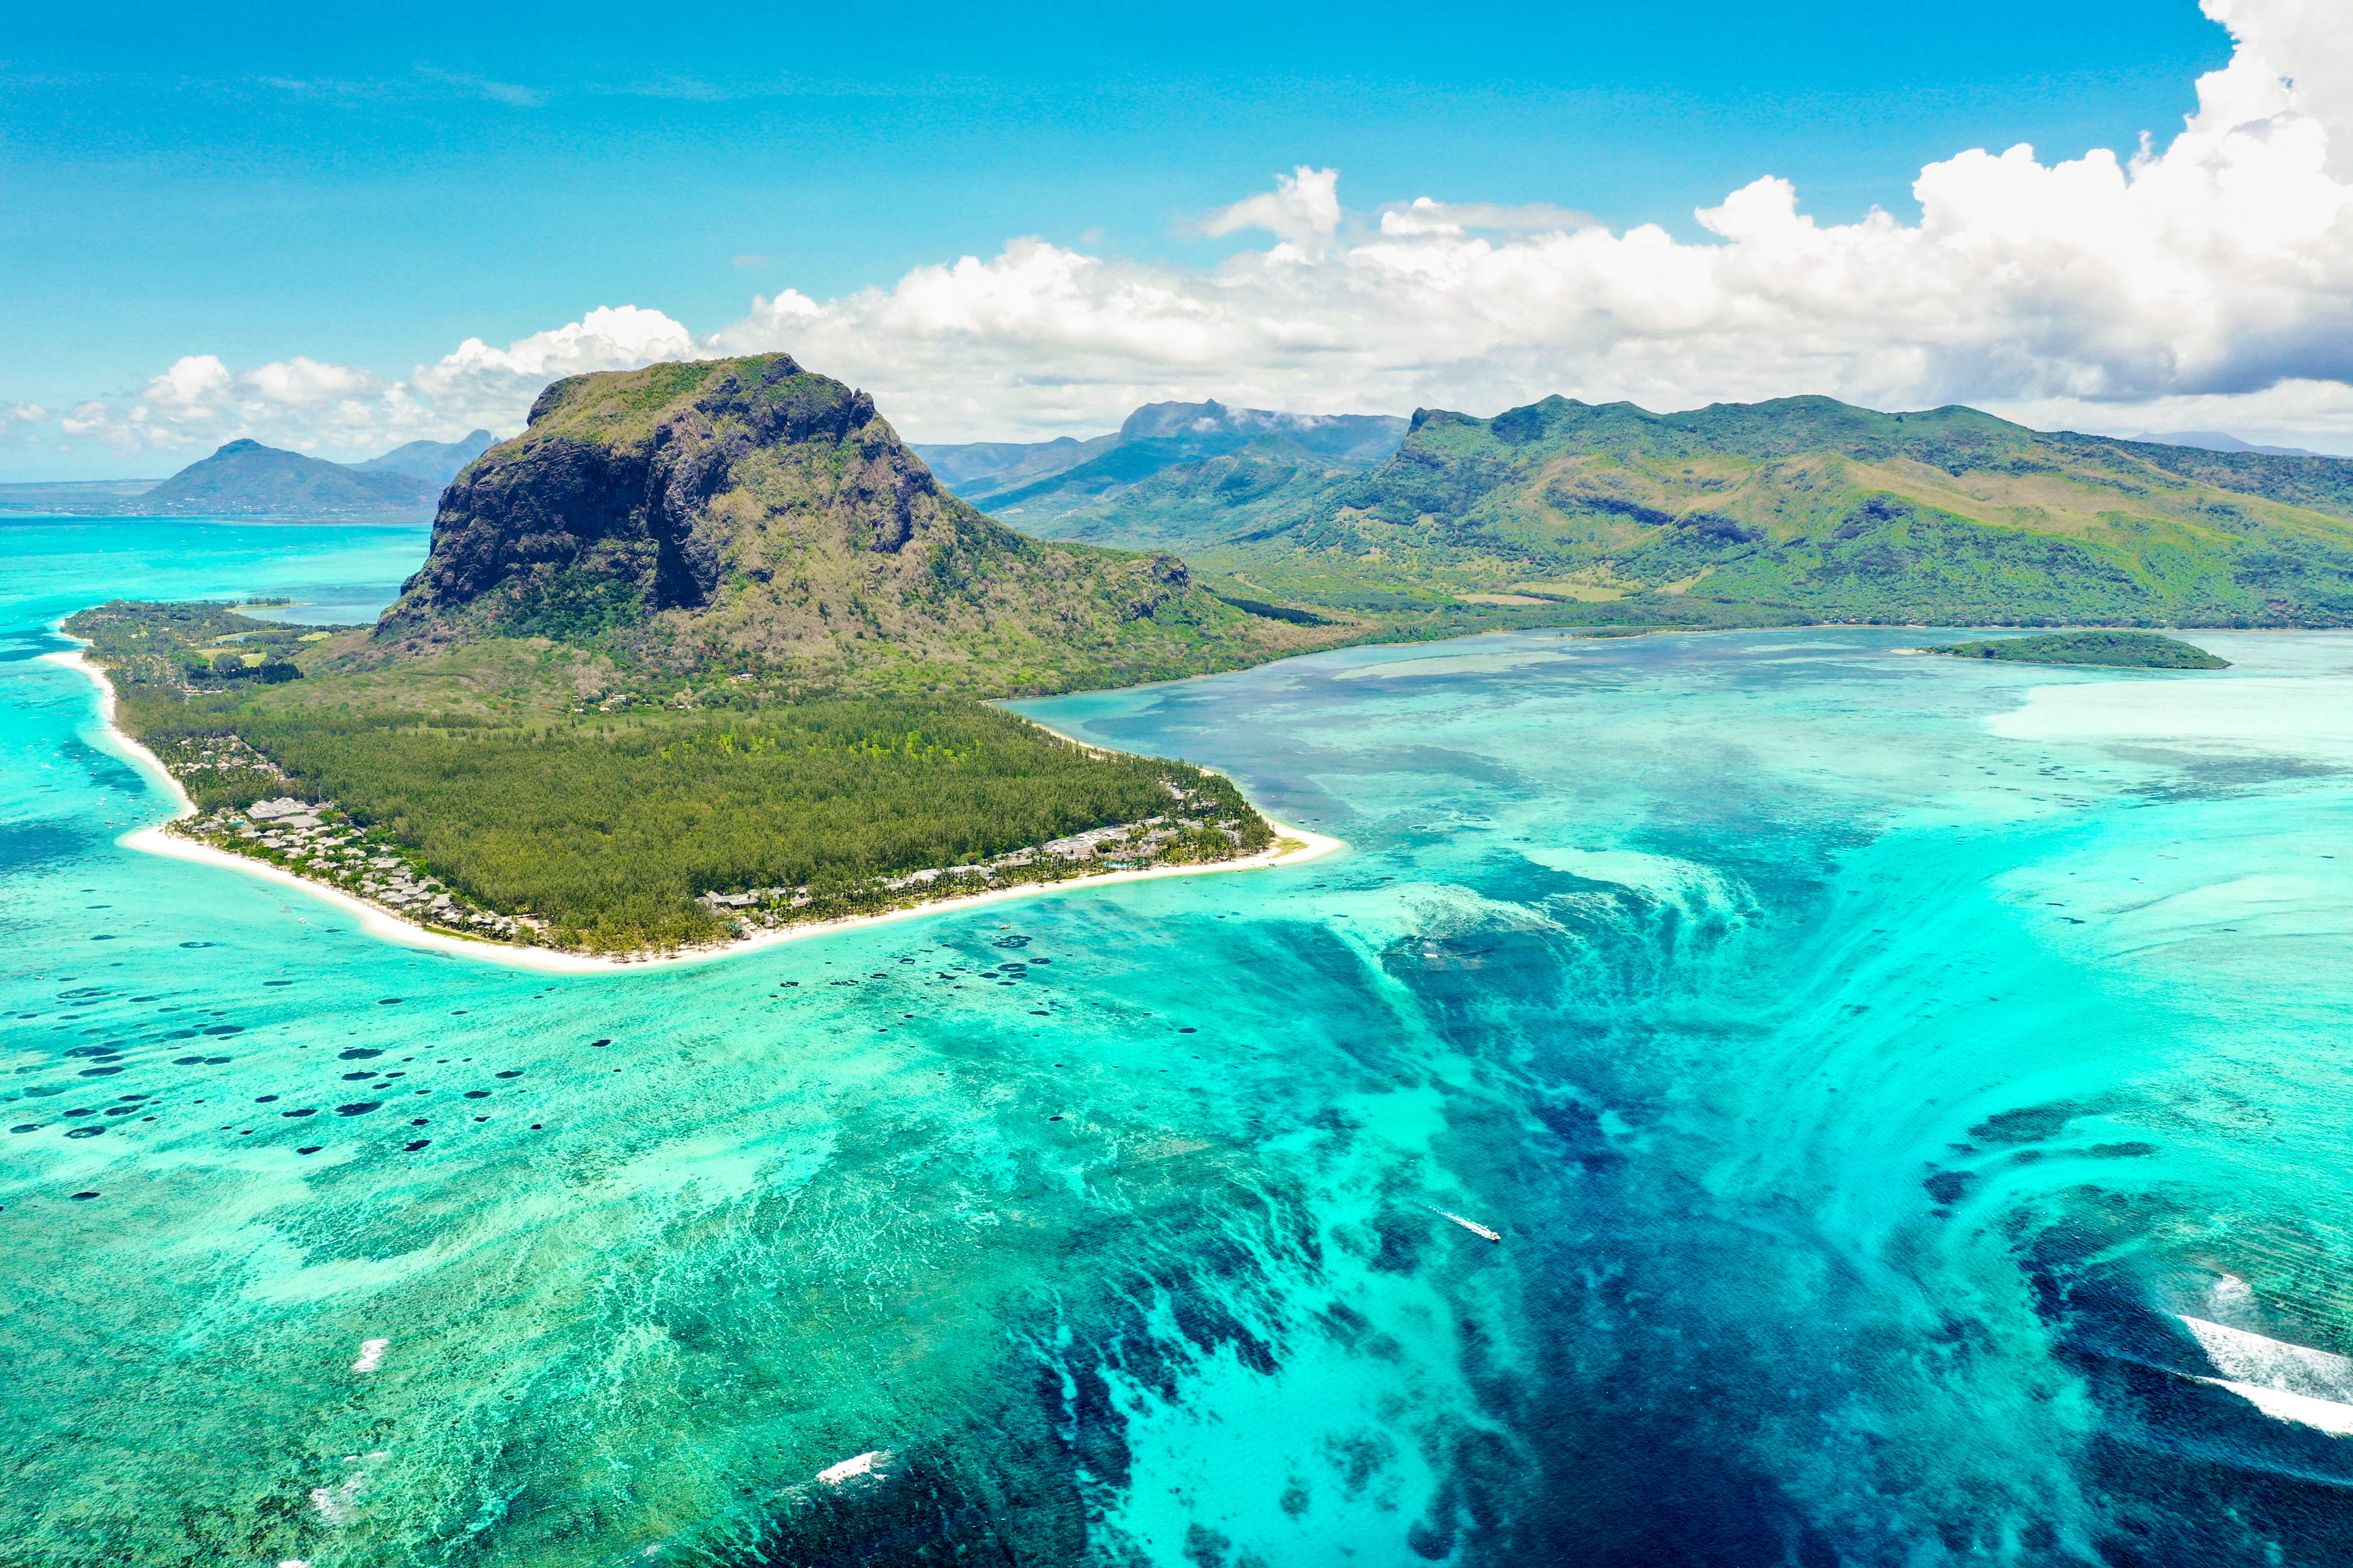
[66,354,1315,956]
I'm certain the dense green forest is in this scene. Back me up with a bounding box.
[68,601,1276,954]
[1931,630,2229,668]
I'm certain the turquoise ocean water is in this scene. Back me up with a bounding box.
[5,514,2353,1565]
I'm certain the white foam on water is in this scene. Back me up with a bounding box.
[309,1474,364,1526]
[350,1337,389,1372]
[2204,1379,2353,1436]
[815,1449,889,1486]
[2182,1316,2353,1435]
[1518,845,1746,919]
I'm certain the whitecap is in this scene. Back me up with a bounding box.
[2182,1315,2353,1435]
[350,1336,390,1372]
[816,1449,890,1486]
[309,1473,364,1526]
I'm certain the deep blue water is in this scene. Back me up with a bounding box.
[5,517,2353,1565]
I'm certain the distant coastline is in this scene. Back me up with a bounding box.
[44,642,1344,973]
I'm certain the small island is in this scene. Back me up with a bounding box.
[1929,630,2229,669]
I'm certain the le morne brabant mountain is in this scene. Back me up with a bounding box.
[369,357,1335,695]
[937,396,2353,630]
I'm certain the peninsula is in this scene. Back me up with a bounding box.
[64,354,1347,958]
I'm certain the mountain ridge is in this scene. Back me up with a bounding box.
[1003,393,2353,627]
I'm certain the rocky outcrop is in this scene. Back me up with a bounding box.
[373,354,1312,692]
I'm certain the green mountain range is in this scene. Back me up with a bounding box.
[983,395,2353,627]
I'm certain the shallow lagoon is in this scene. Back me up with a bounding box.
[4,517,2352,1565]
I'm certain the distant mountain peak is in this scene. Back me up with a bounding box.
[352,428,498,485]
[919,399,1411,523]
[2131,429,2327,458]
[127,438,435,518]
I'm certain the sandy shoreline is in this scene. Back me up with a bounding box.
[42,641,1344,974]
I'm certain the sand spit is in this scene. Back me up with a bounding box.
[45,643,1344,975]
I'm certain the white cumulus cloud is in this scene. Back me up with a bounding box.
[14,0,2353,465]
[15,308,693,460]
[1202,165,1344,254]
[708,0,2353,449]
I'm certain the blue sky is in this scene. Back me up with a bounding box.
[16,0,2339,475]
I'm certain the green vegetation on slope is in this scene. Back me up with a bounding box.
[373,356,1351,696]
[1931,630,2229,668]
[1014,394,2353,630]
[67,599,1275,954]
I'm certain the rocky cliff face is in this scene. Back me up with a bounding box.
[374,355,1315,693]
